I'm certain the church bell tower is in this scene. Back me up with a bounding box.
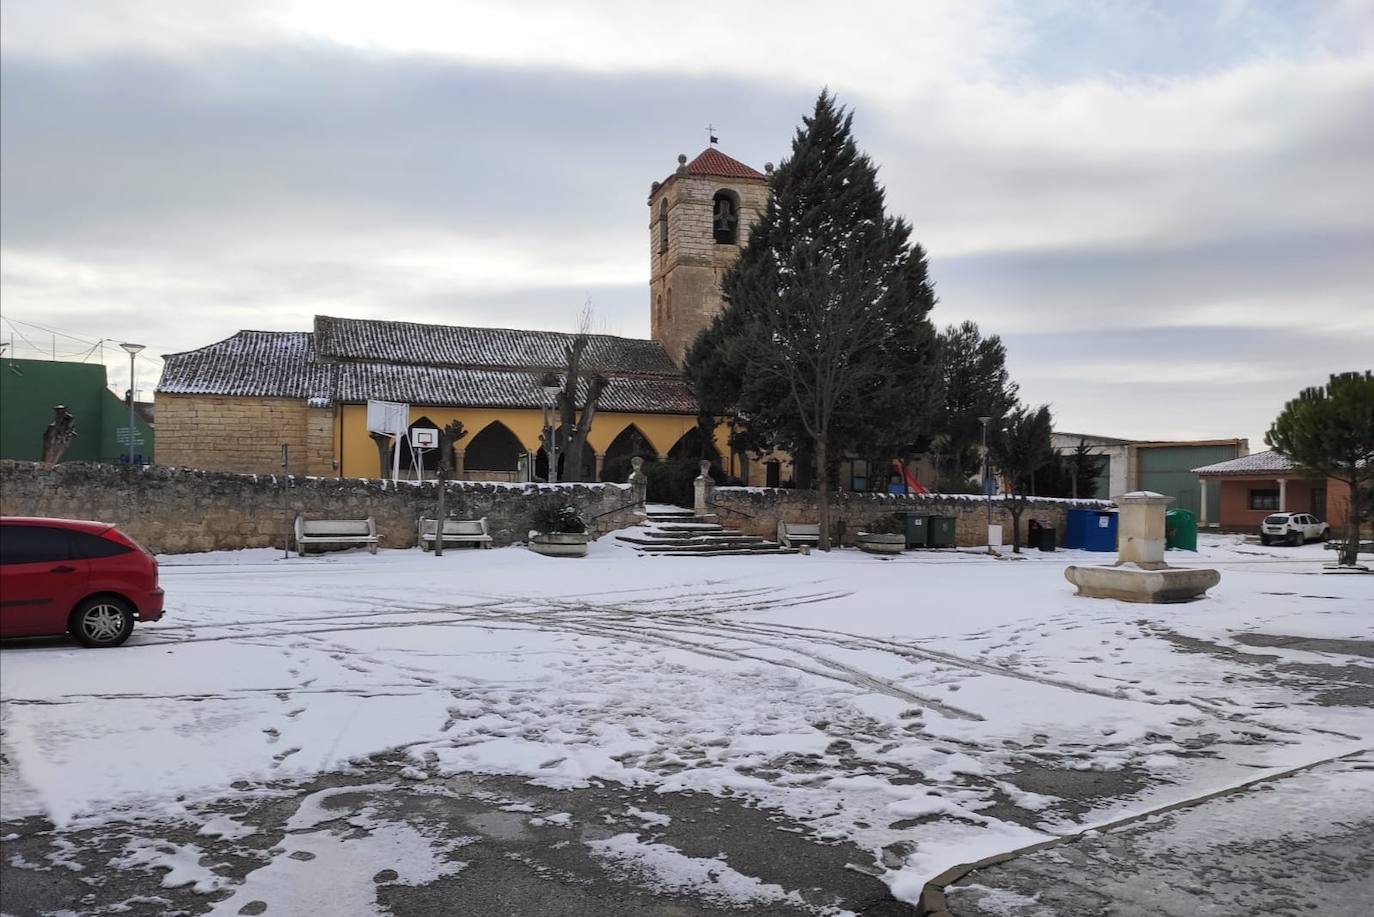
[648,147,771,365]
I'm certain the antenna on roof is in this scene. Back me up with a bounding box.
[706,124,718,146]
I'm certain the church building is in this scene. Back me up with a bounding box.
[154,148,774,484]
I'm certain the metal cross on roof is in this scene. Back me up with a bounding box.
[706,124,718,145]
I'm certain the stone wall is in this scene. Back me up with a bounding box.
[0,460,640,554]
[710,487,1111,548]
[154,393,336,477]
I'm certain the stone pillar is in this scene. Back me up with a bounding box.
[1278,477,1287,512]
[453,449,466,481]
[1198,478,1208,527]
[594,452,606,482]
[628,456,648,513]
[693,460,714,516]
[1115,491,1173,569]
[517,451,530,483]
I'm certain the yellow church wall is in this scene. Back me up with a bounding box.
[338,403,723,480]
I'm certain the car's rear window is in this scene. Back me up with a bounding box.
[69,530,133,559]
[1264,515,1291,525]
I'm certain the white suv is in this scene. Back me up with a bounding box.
[1260,513,1329,546]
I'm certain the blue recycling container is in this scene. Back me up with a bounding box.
[1083,510,1119,552]
[1065,509,1088,549]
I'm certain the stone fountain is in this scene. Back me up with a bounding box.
[1064,492,1221,603]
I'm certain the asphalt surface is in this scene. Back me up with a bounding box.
[0,757,914,916]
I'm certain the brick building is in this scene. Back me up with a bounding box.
[1192,450,1350,532]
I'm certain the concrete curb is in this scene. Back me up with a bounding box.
[916,746,1371,916]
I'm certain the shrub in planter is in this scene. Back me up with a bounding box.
[530,498,587,535]
[529,498,590,557]
[863,513,906,536]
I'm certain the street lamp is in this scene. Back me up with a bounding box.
[120,343,146,464]
[539,372,562,484]
[978,415,992,550]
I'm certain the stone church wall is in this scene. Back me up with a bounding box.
[156,393,336,477]
[710,487,1111,549]
[0,460,640,554]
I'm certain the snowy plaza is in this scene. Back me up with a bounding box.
[2,530,1370,915]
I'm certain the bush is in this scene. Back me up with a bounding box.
[863,513,906,535]
[640,459,742,507]
[530,497,587,534]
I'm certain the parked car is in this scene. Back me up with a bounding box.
[0,517,164,647]
[1259,513,1330,546]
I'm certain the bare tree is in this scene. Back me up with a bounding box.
[553,303,609,483]
[432,420,468,557]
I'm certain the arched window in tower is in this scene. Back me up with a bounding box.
[658,199,669,253]
[666,287,673,321]
[712,190,739,245]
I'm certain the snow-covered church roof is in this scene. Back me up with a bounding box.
[157,316,698,414]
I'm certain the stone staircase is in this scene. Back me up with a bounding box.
[617,508,799,557]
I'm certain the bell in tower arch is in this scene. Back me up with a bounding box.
[712,191,738,245]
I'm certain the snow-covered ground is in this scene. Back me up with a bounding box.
[2,530,1370,909]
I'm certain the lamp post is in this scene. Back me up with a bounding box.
[539,372,562,484]
[978,415,992,550]
[120,343,145,464]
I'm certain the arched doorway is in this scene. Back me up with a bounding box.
[535,426,595,482]
[400,415,440,477]
[668,427,722,469]
[601,424,656,482]
[465,421,525,482]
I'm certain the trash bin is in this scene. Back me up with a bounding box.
[1083,510,1118,552]
[903,513,930,548]
[1028,519,1042,544]
[1037,524,1057,552]
[928,515,957,548]
[1064,509,1089,549]
[1166,508,1198,551]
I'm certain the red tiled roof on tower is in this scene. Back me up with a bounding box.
[685,148,766,180]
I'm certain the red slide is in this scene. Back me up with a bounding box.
[892,460,928,494]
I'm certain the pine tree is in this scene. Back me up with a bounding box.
[685,90,939,548]
[1266,371,1374,567]
[989,404,1056,552]
[935,321,1019,486]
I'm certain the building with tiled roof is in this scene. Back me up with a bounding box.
[1189,449,1351,531]
[154,147,777,483]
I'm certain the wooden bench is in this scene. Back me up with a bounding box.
[419,517,493,551]
[294,515,380,556]
[777,521,821,548]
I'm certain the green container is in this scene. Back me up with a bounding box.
[904,513,930,548]
[929,515,957,548]
[1166,508,1198,551]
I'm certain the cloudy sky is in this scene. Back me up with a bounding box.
[2,0,1371,447]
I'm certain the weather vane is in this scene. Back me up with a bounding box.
[707,124,718,146]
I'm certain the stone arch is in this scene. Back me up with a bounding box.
[535,425,595,482]
[465,420,524,473]
[668,427,722,467]
[600,423,656,482]
[712,189,739,245]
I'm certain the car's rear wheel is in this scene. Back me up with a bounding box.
[1260,534,1271,545]
[70,597,135,648]
[1289,531,1302,547]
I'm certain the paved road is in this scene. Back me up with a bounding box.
[0,757,913,916]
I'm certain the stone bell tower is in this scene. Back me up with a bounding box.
[648,147,771,365]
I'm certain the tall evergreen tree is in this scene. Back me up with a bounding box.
[989,404,1056,552]
[1266,371,1374,567]
[935,321,1019,486]
[685,91,939,548]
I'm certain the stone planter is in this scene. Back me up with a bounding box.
[529,531,590,558]
[856,532,906,555]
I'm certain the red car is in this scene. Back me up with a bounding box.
[0,517,164,647]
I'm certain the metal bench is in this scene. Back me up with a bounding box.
[419,516,493,551]
[777,521,821,548]
[294,515,380,556]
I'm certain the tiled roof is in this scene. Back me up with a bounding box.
[685,148,766,180]
[314,316,679,376]
[158,319,698,414]
[158,331,333,399]
[1192,450,1292,475]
